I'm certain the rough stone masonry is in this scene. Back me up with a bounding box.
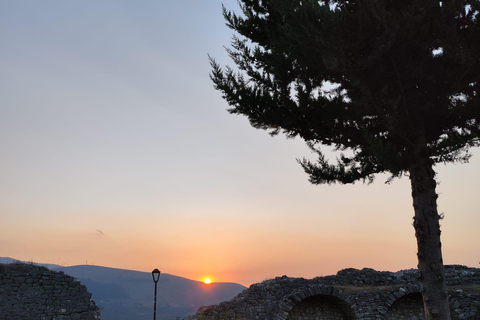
[0,262,100,320]
[185,265,480,320]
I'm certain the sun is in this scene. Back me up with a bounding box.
[204,279,211,284]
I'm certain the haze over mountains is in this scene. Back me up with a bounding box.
[0,257,246,320]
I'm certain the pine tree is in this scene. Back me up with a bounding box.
[210,1,480,319]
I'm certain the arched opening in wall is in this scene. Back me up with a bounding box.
[386,292,425,320]
[286,294,355,320]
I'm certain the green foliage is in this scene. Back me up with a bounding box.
[210,0,480,184]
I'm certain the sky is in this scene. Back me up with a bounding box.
[0,1,479,287]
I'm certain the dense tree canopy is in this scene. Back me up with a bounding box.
[211,0,479,184]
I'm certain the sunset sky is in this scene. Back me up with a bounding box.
[1,0,479,286]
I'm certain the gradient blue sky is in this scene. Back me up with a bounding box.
[1,0,479,286]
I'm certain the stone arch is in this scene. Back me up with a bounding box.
[384,287,470,320]
[385,285,424,320]
[387,292,425,320]
[274,285,356,320]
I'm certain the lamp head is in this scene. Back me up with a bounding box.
[152,269,161,283]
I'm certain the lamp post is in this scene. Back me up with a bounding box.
[152,269,161,320]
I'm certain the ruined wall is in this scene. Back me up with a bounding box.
[0,263,100,320]
[286,295,356,320]
[185,265,480,320]
[386,293,424,320]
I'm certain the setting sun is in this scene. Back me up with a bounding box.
[204,279,211,284]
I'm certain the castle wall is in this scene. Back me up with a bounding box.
[187,265,480,320]
[286,295,355,320]
[385,293,424,320]
[0,263,100,320]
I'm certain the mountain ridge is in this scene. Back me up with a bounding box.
[0,257,246,320]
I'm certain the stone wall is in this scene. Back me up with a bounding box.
[385,293,424,320]
[286,295,356,320]
[0,263,100,320]
[185,265,480,320]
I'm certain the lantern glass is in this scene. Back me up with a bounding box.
[152,269,161,283]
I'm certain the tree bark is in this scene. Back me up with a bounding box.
[409,156,451,320]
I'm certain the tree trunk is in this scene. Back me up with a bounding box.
[409,156,451,320]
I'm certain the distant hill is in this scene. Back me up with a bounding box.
[0,257,246,320]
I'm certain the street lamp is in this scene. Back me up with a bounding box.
[152,269,161,320]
